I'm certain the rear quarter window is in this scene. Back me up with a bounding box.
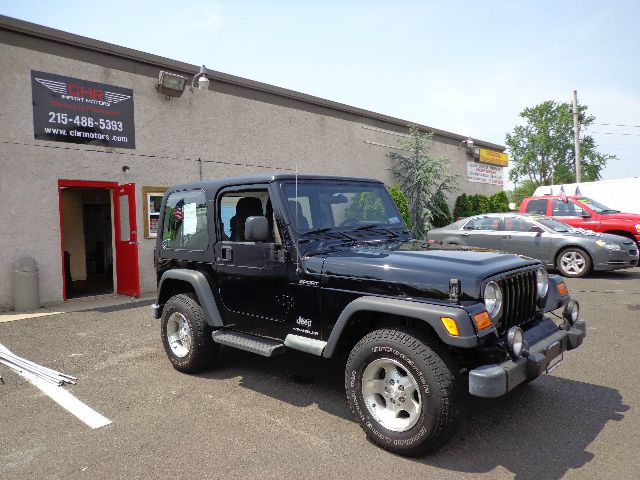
[162,190,208,250]
[525,199,548,215]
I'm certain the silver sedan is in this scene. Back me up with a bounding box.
[427,213,639,277]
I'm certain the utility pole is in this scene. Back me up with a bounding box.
[572,90,582,183]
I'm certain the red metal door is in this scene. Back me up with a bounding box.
[114,183,140,297]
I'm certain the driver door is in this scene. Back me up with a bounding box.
[213,186,288,339]
[500,216,551,263]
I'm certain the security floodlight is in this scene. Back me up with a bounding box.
[465,137,475,154]
[198,76,210,90]
[156,71,187,97]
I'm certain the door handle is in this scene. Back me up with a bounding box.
[129,241,140,245]
[461,233,470,237]
[221,245,233,261]
[502,235,512,239]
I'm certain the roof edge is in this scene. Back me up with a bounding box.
[0,14,505,151]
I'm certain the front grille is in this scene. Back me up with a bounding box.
[496,269,537,332]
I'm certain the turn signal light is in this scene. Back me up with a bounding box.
[473,311,493,331]
[440,317,459,336]
[557,282,568,296]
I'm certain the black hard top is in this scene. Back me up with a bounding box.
[167,173,383,194]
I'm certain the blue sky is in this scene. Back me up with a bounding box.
[2,0,639,184]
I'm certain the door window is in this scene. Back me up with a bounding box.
[525,199,548,215]
[552,199,584,217]
[118,194,130,241]
[162,190,208,250]
[218,189,278,243]
[463,217,500,231]
[503,217,533,232]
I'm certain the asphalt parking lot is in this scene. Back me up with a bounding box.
[1,268,639,480]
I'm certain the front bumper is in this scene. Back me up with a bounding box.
[468,318,586,398]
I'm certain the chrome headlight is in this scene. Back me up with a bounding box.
[536,267,549,298]
[507,326,529,357]
[563,299,580,326]
[483,281,503,319]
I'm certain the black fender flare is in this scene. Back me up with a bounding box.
[155,269,223,327]
[322,296,480,358]
[542,274,570,313]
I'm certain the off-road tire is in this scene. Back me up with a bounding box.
[161,293,218,373]
[345,328,461,456]
[557,247,592,278]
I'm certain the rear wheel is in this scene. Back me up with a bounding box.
[345,328,461,456]
[161,293,218,373]
[557,247,592,278]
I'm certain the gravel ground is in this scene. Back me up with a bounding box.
[0,268,639,480]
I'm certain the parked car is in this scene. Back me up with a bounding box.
[428,213,639,277]
[520,195,640,248]
[533,178,640,214]
[152,174,586,456]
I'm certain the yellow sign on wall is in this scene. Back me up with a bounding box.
[479,148,508,167]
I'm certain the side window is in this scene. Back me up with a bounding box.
[503,217,532,232]
[464,217,500,231]
[218,189,277,242]
[552,199,584,217]
[162,190,208,250]
[525,199,548,215]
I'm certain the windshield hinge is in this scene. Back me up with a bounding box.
[449,278,461,304]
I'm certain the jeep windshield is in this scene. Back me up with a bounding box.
[281,182,406,235]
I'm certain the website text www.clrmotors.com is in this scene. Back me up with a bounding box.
[43,127,128,143]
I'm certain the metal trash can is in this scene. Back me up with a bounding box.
[13,257,40,312]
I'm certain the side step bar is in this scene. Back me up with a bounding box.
[211,330,285,357]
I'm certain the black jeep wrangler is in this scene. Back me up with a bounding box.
[152,174,586,456]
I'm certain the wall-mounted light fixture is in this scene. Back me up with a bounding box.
[192,65,211,90]
[459,137,480,159]
[156,71,187,97]
[122,165,130,174]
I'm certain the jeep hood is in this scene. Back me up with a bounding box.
[312,241,540,301]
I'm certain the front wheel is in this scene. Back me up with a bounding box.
[345,328,461,456]
[557,247,592,278]
[161,293,218,373]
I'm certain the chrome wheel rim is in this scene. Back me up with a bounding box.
[560,251,586,275]
[166,312,192,358]
[361,357,423,432]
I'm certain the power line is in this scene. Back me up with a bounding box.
[592,122,640,128]
[589,131,640,137]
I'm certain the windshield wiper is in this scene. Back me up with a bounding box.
[601,209,620,213]
[301,227,357,241]
[353,223,400,239]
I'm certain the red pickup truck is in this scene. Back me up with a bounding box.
[520,195,640,247]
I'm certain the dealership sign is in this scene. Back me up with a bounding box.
[478,148,508,167]
[31,70,135,149]
[467,161,503,185]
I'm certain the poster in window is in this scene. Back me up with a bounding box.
[142,187,167,238]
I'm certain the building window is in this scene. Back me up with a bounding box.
[162,190,208,250]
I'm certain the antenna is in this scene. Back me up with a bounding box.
[295,160,300,273]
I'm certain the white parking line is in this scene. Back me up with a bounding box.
[0,343,111,429]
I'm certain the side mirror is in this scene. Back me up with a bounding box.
[530,225,544,236]
[245,216,269,241]
[581,211,592,218]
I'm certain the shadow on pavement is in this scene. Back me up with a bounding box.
[198,347,628,479]
[581,269,640,281]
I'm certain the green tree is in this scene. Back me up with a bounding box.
[490,191,510,212]
[453,193,471,219]
[506,180,537,209]
[505,100,615,186]
[388,184,412,228]
[430,192,452,228]
[389,125,458,239]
